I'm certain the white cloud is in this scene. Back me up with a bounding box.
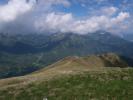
[35,11,130,34]
[111,12,130,23]
[0,0,70,23]
[101,7,118,16]
[0,0,34,22]
[35,12,73,33]
[89,6,118,17]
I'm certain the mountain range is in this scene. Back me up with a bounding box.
[0,31,133,78]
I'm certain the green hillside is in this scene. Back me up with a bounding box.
[0,69,133,100]
[0,54,133,100]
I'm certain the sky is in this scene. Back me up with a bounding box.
[0,0,133,35]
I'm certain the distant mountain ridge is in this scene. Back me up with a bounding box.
[1,31,133,55]
[122,34,133,42]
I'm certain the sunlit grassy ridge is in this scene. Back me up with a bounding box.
[0,53,133,100]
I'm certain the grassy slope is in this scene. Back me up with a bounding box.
[0,54,132,100]
[0,69,133,100]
